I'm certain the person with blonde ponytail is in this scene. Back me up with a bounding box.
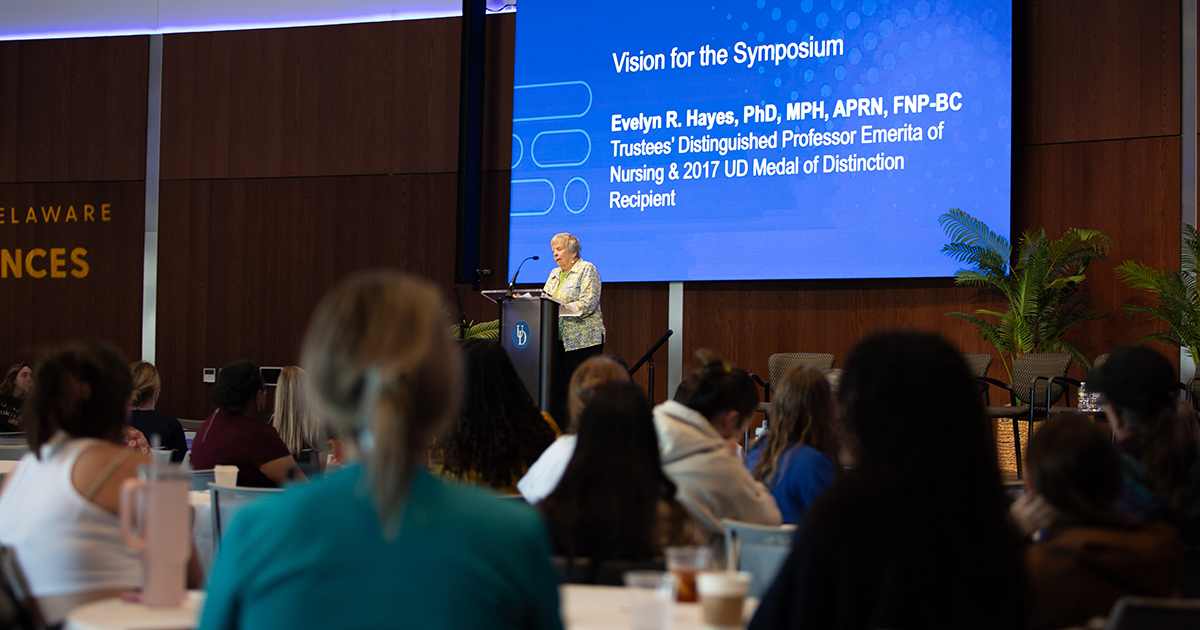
[198,272,563,630]
[128,361,188,462]
[746,366,840,524]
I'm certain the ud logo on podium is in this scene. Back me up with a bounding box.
[512,321,530,348]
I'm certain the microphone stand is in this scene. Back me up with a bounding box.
[629,329,673,401]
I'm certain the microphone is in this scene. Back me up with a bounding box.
[507,255,539,299]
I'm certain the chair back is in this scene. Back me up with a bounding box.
[0,446,28,462]
[1093,353,1110,371]
[189,469,215,491]
[961,354,993,378]
[722,519,797,598]
[767,353,835,387]
[1009,354,1071,407]
[180,450,191,468]
[0,546,46,630]
[551,556,666,586]
[209,484,284,548]
[1104,596,1200,630]
[295,449,322,477]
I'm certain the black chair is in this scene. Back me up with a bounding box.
[750,353,836,416]
[979,353,1071,479]
[747,353,836,452]
[1104,596,1200,630]
[0,546,46,630]
[962,353,993,399]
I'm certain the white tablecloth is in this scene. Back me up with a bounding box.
[64,591,204,630]
[65,579,754,629]
[561,584,757,630]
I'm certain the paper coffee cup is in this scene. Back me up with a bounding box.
[697,571,751,630]
[213,465,238,487]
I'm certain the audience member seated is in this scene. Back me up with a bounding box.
[190,360,305,487]
[1013,413,1183,630]
[654,349,781,552]
[270,366,325,471]
[430,339,559,493]
[128,361,188,462]
[0,340,201,626]
[1088,345,1200,543]
[746,365,840,524]
[519,355,630,503]
[198,272,563,630]
[750,332,1026,630]
[0,363,31,432]
[539,382,702,577]
[123,426,151,454]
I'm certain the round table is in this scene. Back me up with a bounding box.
[64,583,756,629]
[64,591,204,630]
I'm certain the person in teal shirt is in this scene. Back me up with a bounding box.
[198,271,562,630]
[199,466,562,630]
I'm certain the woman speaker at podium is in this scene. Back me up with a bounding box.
[543,233,606,422]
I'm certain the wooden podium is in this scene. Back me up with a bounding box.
[481,290,579,411]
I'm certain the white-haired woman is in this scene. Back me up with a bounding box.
[543,232,605,423]
[198,271,562,630]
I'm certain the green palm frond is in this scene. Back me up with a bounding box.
[1118,225,1200,373]
[940,209,1110,366]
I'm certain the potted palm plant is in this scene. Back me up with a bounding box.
[1115,224,1200,371]
[939,208,1112,380]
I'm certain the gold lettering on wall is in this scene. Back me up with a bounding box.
[70,248,89,278]
[25,249,46,278]
[0,202,110,279]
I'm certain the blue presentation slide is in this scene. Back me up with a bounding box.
[509,0,1012,282]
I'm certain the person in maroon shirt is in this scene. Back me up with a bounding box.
[191,360,305,487]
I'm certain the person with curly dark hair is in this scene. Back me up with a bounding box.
[0,362,32,431]
[0,340,201,625]
[1014,414,1182,630]
[431,339,559,493]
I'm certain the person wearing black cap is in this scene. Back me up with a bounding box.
[191,359,306,487]
[1088,345,1200,543]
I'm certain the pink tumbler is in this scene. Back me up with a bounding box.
[119,467,191,607]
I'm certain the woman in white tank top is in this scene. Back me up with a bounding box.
[0,339,202,625]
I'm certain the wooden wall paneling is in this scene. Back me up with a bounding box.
[1013,136,1181,375]
[601,283,670,402]
[0,181,144,366]
[160,20,462,181]
[1015,0,1180,145]
[0,36,149,183]
[680,279,1004,390]
[156,173,464,419]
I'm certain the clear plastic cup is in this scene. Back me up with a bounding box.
[624,570,677,630]
[665,546,711,602]
[697,571,752,630]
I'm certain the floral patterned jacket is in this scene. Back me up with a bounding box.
[542,259,605,351]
